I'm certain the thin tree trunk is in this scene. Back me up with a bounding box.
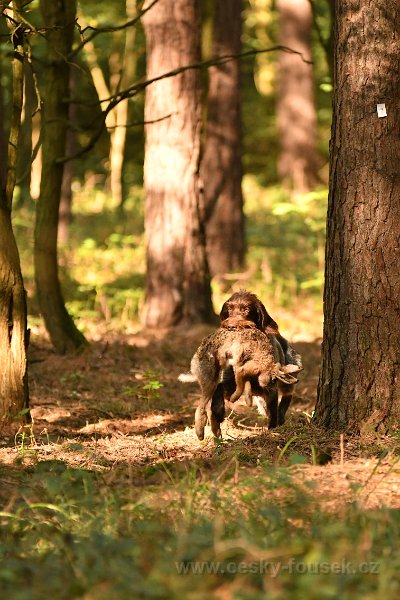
[35,0,87,354]
[314,0,400,433]
[0,58,6,192]
[58,69,77,245]
[201,0,245,277]
[142,0,214,327]
[84,0,137,207]
[15,65,35,206]
[30,111,42,201]
[6,3,24,209]
[276,0,320,193]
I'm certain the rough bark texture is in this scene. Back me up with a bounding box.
[0,0,29,424]
[276,0,320,193]
[35,0,87,353]
[0,203,29,425]
[142,0,214,327]
[314,1,400,433]
[201,0,245,277]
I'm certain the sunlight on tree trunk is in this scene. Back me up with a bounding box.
[15,65,35,206]
[84,0,137,207]
[30,110,42,201]
[276,0,320,194]
[35,0,87,354]
[314,0,400,433]
[201,0,245,278]
[142,0,214,327]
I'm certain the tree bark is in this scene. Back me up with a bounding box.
[314,0,400,433]
[276,0,320,193]
[0,204,29,426]
[142,0,214,327]
[0,0,29,426]
[35,0,87,353]
[201,0,245,277]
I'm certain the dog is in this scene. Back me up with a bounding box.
[215,290,302,420]
[191,322,301,440]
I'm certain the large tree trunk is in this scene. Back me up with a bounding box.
[142,0,214,327]
[314,1,400,433]
[276,0,320,193]
[0,0,29,426]
[201,0,245,277]
[35,0,87,354]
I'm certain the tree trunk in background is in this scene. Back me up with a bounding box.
[35,0,87,354]
[16,65,35,206]
[142,0,214,327]
[58,69,77,245]
[0,59,6,191]
[30,110,42,201]
[276,0,320,193]
[201,0,245,277]
[110,0,138,210]
[314,1,400,433]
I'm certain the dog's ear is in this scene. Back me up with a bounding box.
[256,300,279,334]
[219,300,229,321]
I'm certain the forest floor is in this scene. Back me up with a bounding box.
[2,323,400,510]
[2,320,400,598]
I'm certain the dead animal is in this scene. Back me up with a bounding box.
[216,290,302,420]
[191,325,302,440]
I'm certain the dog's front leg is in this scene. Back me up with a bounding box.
[267,387,278,429]
[277,383,294,425]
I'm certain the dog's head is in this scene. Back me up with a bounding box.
[219,290,279,334]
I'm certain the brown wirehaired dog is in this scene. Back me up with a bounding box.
[191,323,301,440]
[211,290,302,433]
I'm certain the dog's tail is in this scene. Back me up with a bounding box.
[178,372,197,383]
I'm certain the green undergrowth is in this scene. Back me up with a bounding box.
[13,180,326,332]
[1,458,399,600]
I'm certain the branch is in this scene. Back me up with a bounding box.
[58,45,311,164]
[105,112,175,130]
[70,0,160,58]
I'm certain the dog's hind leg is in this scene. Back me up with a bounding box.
[192,351,220,440]
[244,380,253,407]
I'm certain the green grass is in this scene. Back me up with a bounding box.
[0,460,398,599]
